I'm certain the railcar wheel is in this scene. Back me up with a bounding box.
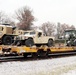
[2,36,12,45]
[37,50,46,57]
[32,53,38,58]
[23,53,28,58]
[25,39,34,47]
[47,39,53,47]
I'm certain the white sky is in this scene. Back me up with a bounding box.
[0,0,76,26]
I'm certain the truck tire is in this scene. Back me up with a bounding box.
[25,39,34,47]
[47,39,53,47]
[2,36,12,45]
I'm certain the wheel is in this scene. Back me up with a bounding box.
[23,53,28,58]
[37,50,46,57]
[32,53,37,58]
[25,39,34,47]
[2,36,12,45]
[47,39,53,47]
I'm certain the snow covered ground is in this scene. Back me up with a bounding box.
[0,56,76,75]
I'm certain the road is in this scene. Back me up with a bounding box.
[0,55,76,75]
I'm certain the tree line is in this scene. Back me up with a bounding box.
[0,6,75,38]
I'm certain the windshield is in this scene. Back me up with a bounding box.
[24,32,29,34]
[65,31,76,39]
[30,31,35,35]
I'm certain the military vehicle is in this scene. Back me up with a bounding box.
[0,24,17,45]
[15,30,55,47]
[64,29,76,46]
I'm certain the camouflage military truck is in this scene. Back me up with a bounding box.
[15,30,55,47]
[0,24,17,45]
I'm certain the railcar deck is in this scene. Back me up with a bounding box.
[0,45,76,57]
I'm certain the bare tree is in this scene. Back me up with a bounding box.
[15,6,35,30]
[57,22,76,38]
[0,11,15,26]
[69,25,75,30]
[0,12,4,23]
[0,12,8,24]
[40,22,56,36]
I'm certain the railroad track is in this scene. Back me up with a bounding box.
[0,55,43,62]
[0,56,24,62]
[0,51,76,62]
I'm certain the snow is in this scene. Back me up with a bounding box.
[61,70,76,75]
[0,56,76,75]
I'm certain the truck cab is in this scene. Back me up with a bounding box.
[0,24,16,45]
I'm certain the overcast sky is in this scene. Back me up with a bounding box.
[0,0,76,26]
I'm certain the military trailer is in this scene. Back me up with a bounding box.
[15,30,55,47]
[0,24,17,45]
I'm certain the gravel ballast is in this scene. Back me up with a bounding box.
[1,56,76,75]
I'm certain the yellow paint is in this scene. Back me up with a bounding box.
[11,46,38,53]
[7,46,76,54]
[50,47,74,52]
[0,46,2,51]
